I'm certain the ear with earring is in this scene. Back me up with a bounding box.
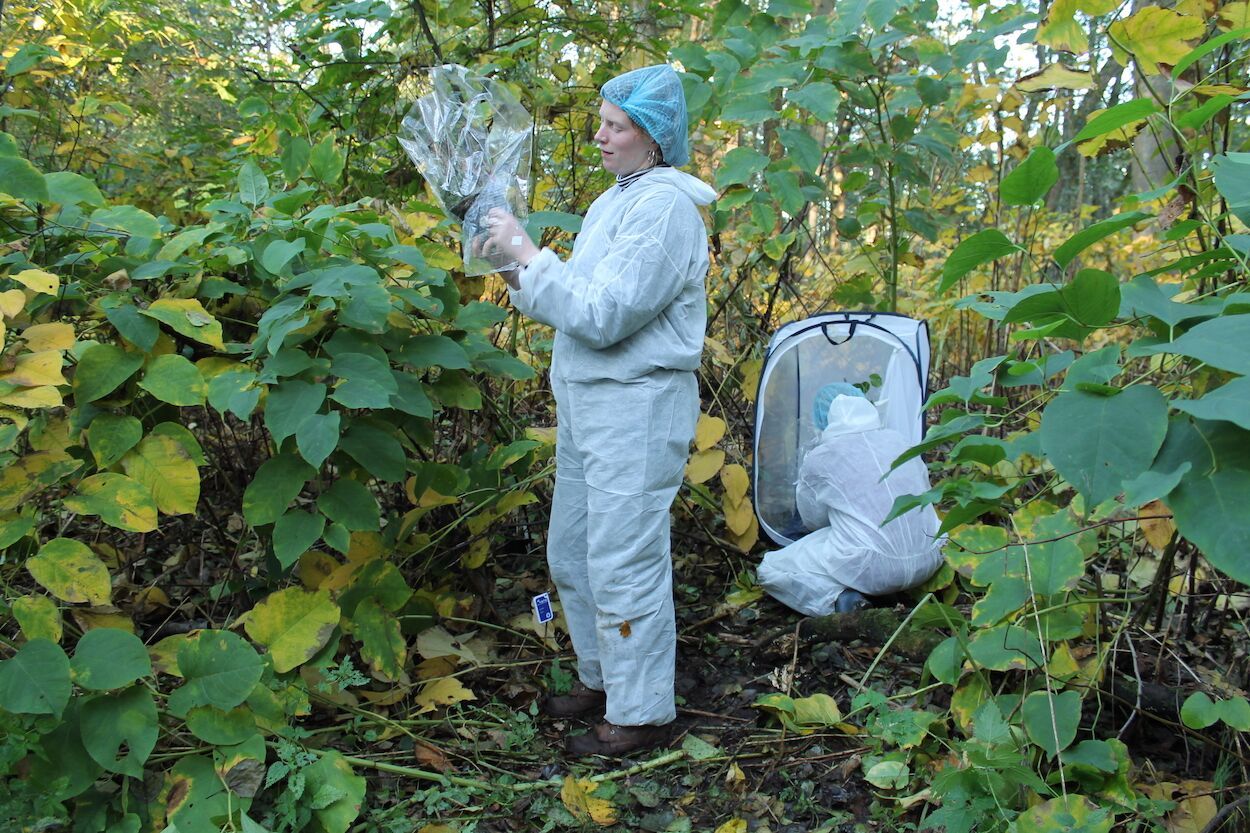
[647,145,658,168]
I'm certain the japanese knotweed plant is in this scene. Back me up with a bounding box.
[0,126,545,830]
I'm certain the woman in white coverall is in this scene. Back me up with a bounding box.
[481,64,715,757]
[756,383,944,617]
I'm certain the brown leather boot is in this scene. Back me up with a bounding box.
[565,721,670,757]
[540,682,606,718]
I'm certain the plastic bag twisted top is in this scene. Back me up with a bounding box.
[600,64,690,167]
[813,382,866,431]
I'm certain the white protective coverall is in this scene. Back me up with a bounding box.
[757,395,944,617]
[508,166,716,726]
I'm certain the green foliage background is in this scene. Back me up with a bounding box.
[0,0,1248,830]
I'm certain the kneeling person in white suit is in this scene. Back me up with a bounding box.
[757,383,944,617]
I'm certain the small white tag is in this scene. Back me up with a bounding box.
[511,235,523,247]
[532,592,554,624]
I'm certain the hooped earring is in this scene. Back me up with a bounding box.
[647,147,657,168]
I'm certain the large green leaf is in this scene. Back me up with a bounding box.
[339,421,407,482]
[397,335,471,370]
[272,509,325,568]
[1152,417,1250,584]
[329,352,397,409]
[1069,98,1160,144]
[1000,146,1059,205]
[1002,270,1120,340]
[0,156,50,202]
[139,354,207,406]
[716,147,770,189]
[238,161,270,206]
[1039,386,1168,507]
[165,755,238,833]
[80,686,159,778]
[167,630,265,716]
[265,380,327,446]
[71,628,152,690]
[966,625,1044,671]
[785,81,839,121]
[121,433,201,515]
[186,705,259,745]
[317,478,380,531]
[73,343,144,403]
[309,136,345,183]
[1173,377,1250,430]
[303,751,365,833]
[1053,211,1151,269]
[352,598,407,683]
[89,205,162,238]
[44,171,104,207]
[296,411,341,469]
[63,472,159,532]
[0,638,71,716]
[1022,689,1081,756]
[1135,313,1250,375]
[243,453,315,525]
[87,413,143,468]
[939,230,1019,294]
[244,587,340,673]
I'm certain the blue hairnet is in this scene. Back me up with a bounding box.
[601,64,690,167]
[813,383,866,431]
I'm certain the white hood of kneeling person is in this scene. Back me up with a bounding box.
[757,389,945,617]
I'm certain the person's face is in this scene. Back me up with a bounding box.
[593,100,657,176]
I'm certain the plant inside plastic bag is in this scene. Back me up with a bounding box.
[398,64,533,276]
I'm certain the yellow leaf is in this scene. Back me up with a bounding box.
[703,336,735,365]
[686,448,725,484]
[695,413,727,451]
[1218,1,1250,29]
[524,425,556,446]
[1037,0,1088,54]
[560,776,617,826]
[723,496,754,536]
[462,537,489,569]
[20,323,75,351]
[728,512,759,552]
[416,655,458,680]
[143,298,225,349]
[724,762,746,794]
[132,586,170,615]
[11,269,59,296]
[1108,7,1205,75]
[720,464,750,504]
[967,164,995,183]
[348,531,384,562]
[1047,642,1081,681]
[12,594,62,642]
[72,610,134,634]
[244,587,341,674]
[297,551,341,590]
[149,633,190,677]
[121,434,200,515]
[0,351,67,387]
[0,289,25,319]
[739,358,762,403]
[714,820,748,833]
[1167,794,1218,833]
[1192,83,1248,96]
[1014,63,1095,93]
[1139,500,1176,551]
[414,677,476,713]
[416,626,482,665]
[27,538,112,606]
[0,385,63,409]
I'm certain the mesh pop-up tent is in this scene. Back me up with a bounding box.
[752,311,932,547]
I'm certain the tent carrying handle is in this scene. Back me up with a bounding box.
[821,320,858,345]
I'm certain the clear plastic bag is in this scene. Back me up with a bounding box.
[398,64,533,276]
